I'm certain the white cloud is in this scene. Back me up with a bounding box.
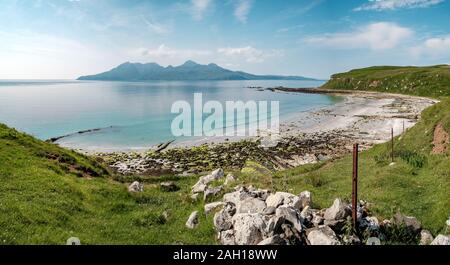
[191,0,212,20]
[234,0,252,23]
[131,45,282,67]
[354,0,444,11]
[136,44,212,59]
[217,46,282,63]
[410,36,450,57]
[304,22,413,50]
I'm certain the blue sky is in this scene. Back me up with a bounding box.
[0,0,449,79]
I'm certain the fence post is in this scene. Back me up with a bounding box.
[352,143,359,228]
[391,127,394,162]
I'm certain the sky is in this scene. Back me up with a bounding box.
[0,0,449,79]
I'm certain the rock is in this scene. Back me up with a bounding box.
[359,216,379,234]
[211,168,225,179]
[278,192,297,205]
[204,186,223,201]
[420,230,434,245]
[446,217,450,230]
[237,197,267,214]
[317,154,328,161]
[223,190,252,205]
[392,213,421,234]
[430,234,450,245]
[266,216,286,236]
[300,206,311,220]
[232,213,266,245]
[298,191,312,209]
[224,174,236,185]
[312,214,324,227]
[257,235,285,245]
[205,202,225,215]
[307,226,341,245]
[324,198,351,221]
[366,237,381,245]
[213,203,236,231]
[265,193,284,208]
[186,211,199,229]
[128,181,143,192]
[342,235,361,245]
[275,206,302,232]
[191,168,224,194]
[288,196,302,210]
[281,223,303,244]
[218,229,235,245]
[191,182,207,194]
[263,206,277,215]
[190,193,199,201]
[324,219,347,233]
[201,168,225,185]
[160,181,179,192]
[250,189,270,201]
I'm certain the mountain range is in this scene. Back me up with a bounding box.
[77,60,316,81]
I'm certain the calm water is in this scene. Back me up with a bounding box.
[0,80,337,151]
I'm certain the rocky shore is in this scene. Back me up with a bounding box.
[96,90,436,175]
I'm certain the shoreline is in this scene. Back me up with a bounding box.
[92,89,437,175]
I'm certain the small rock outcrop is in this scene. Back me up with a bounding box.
[224,174,236,185]
[324,198,351,221]
[205,202,225,215]
[420,230,434,245]
[128,181,144,193]
[186,211,199,229]
[307,226,341,245]
[160,181,179,192]
[191,168,225,200]
[430,234,450,245]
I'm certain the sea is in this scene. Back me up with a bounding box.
[0,80,340,151]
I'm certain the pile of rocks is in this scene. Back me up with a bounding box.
[184,170,449,245]
[209,186,358,245]
[190,168,235,201]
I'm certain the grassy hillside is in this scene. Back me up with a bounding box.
[321,65,450,98]
[268,98,450,234]
[0,124,216,244]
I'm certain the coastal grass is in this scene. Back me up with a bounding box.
[321,65,450,98]
[0,124,216,244]
[271,98,450,234]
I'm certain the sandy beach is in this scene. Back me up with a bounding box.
[95,90,437,175]
[169,89,437,149]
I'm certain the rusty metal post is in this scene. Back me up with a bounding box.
[352,143,359,228]
[391,127,394,162]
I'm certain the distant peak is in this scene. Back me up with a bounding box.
[181,60,199,67]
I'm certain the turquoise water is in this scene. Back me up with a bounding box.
[0,80,336,150]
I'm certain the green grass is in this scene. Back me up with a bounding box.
[0,124,216,244]
[321,65,450,98]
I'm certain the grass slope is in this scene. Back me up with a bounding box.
[272,101,449,233]
[0,124,216,244]
[321,65,450,98]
